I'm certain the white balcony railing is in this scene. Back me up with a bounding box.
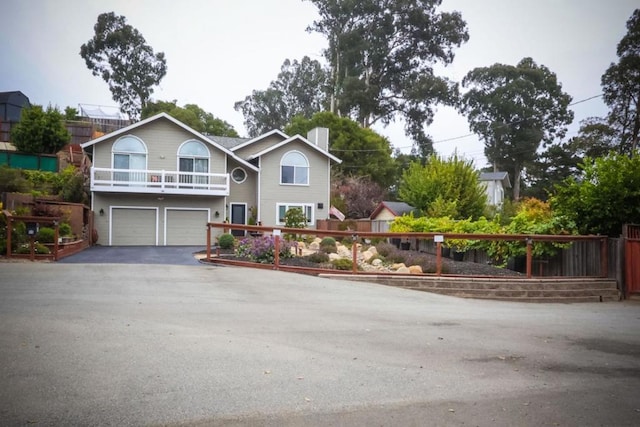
[90,167,230,196]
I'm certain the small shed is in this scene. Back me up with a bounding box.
[370,201,419,221]
[479,172,511,206]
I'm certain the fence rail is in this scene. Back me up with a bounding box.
[206,222,611,280]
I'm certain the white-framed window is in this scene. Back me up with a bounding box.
[231,167,247,184]
[280,151,309,185]
[178,140,210,185]
[276,203,314,225]
[112,135,147,182]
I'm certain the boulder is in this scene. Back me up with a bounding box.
[395,266,411,274]
[409,265,423,274]
[391,263,407,270]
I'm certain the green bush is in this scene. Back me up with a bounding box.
[36,227,56,243]
[320,236,337,253]
[16,243,50,255]
[332,258,355,270]
[218,233,235,249]
[306,252,330,263]
[59,223,72,237]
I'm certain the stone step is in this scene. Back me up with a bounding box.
[321,274,621,303]
[404,286,620,300]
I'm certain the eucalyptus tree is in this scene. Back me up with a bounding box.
[460,57,573,200]
[235,56,329,136]
[601,8,640,154]
[305,0,469,157]
[80,12,167,121]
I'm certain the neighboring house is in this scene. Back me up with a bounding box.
[81,113,341,246]
[479,172,511,206]
[370,201,419,221]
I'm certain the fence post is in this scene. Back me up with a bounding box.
[526,238,533,279]
[274,234,280,270]
[6,215,12,258]
[601,237,608,278]
[352,234,358,273]
[53,221,59,261]
[436,241,442,276]
[206,224,211,261]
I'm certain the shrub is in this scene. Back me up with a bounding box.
[16,243,50,254]
[59,223,72,237]
[320,236,337,253]
[218,233,235,249]
[36,227,56,243]
[236,235,294,264]
[332,258,355,270]
[306,252,330,263]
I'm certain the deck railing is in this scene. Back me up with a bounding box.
[89,167,229,196]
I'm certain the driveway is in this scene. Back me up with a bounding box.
[58,245,205,265]
[1,262,639,426]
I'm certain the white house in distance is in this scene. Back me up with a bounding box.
[479,171,511,207]
[81,113,341,246]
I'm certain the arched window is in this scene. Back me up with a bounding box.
[112,136,147,182]
[280,151,309,185]
[178,140,210,185]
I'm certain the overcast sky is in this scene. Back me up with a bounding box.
[1,0,636,167]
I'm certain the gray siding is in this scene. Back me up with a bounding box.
[258,141,331,228]
[233,134,286,159]
[92,117,227,174]
[226,158,258,222]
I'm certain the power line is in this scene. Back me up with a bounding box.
[330,93,604,153]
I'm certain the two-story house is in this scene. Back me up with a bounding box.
[81,113,341,246]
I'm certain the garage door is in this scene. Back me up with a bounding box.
[165,209,209,245]
[111,208,157,246]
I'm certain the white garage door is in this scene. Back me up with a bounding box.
[111,208,157,246]
[165,209,209,245]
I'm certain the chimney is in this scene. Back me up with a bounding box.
[307,127,329,151]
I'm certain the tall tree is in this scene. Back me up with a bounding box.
[80,12,167,121]
[460,57,574,200]
[285,111,396,188]
[398,153,486,220]
[306,0,468,156]
[235,56,329,136]
[141,100,238,137]
[523,117,618,199]
[601,8,640,153]
[11,105,70,154]
[331,173,387,219]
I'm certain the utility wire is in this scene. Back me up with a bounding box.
[330,93,604,153]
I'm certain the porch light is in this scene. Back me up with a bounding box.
[215,211,220,218]
[99,208,104,216]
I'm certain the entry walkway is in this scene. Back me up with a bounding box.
[57,246,205,265]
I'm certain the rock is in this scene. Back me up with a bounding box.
[391,263,407,270]
[309,241,320,251]
[337,245,352,258]
[296,241,307,250]
[367,246,378,256]
[371,258,383,267]
[361,249,376,262]
[409,265,423,274]
[395,266,411,274]
[328,253,341,261]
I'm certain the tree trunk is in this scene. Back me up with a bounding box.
[513,166,522,201]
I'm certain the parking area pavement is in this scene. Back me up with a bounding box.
[1,262,639,426]
[57,245,205,265]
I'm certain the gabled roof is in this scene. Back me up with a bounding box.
[370,201,419,219]
[246,134,342,164]
[229,129,289,152]
[80,112,258,172]
[479,171,512,188]
[207,135,251,150]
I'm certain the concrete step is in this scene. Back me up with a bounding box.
[405,287,620,300]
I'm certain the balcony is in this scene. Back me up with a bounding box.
[89,167,229,196]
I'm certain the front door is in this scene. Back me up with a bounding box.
[230,204,246,237]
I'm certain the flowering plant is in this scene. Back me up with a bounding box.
[235,235,294,264]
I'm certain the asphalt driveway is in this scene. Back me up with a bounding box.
[58,245,205,265]
[1,262,639,426]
